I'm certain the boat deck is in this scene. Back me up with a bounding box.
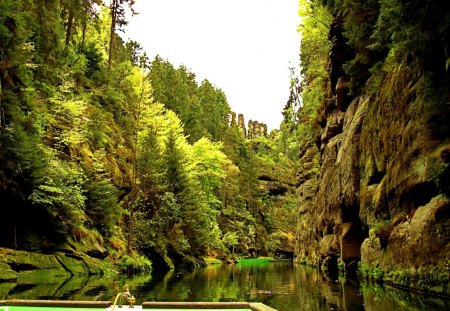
[0,300,276,311]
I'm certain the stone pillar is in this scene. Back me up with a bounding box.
[248,120,253,139]
[252,120,259,137]
[238,114,246,138]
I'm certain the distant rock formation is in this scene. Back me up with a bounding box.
[248,120,268,139]
[238,114,246,137]
[229,112,268,139]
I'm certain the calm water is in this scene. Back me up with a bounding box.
[1,261,449,311]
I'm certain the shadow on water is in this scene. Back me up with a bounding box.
[1,262,449,311]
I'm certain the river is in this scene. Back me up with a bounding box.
[0,261,449,310]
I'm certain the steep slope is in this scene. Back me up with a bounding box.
[295,0,450,295]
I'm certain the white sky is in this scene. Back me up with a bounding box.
[125,0,301,131]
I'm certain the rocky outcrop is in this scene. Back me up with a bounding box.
[248,120,268,139]
[0,247,115,283]
[356,62,450,294]
[228,112,268,139]
[295,17,450,295]
[238,114,247,137]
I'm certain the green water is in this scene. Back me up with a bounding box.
[1,262,449,311]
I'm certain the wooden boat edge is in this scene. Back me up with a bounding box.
[1,300,277,311]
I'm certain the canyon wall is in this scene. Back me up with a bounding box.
[295,19,450,295]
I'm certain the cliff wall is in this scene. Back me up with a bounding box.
[295,17,450,295]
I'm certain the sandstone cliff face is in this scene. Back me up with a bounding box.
[295,20,450,295]
[357,63,450,294]
[295,140,321,264]
[256,153,297,258]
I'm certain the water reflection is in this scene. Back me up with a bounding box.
[1,262,449,311]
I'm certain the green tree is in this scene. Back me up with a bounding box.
[109,0,135,68]
[192,138,229,202]
[198,80,230,141]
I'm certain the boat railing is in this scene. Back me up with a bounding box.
[1,299,277,311]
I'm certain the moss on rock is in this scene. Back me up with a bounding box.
[0,260,17,281]
[360,195,450,295]
[55,253,89,275]
[0,247,117,285]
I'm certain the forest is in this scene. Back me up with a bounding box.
[0,0,298,273]
[1,0,450,298]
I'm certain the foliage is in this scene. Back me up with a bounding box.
[192,138,230,201]
[359,262,384,283]
[276,0,332,162]
[84,157,121,235]
[148,57,230,143]
[108,0,135,68]
[0,0,302,272]
[29,158,87,235]
[318,0,450,94]
[222,232,239,254]
[117,254,151,274]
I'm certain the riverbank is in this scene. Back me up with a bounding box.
[0,248,116,283]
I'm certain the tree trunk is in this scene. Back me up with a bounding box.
[126,195,134,255]
[81,4,88,47]
[65,5,74,46]
[108,0,117,69]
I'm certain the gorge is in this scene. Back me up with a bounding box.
[0,0,449,303]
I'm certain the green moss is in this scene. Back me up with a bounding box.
[82,255,116,276]
[359,262,384,283]
[10,250,60,269]
[56,254,89,275]
[117,254,152,274]
[370,220,391,234]
[384,268,410,287]
[360,262,450,296]
[0,261,17,281]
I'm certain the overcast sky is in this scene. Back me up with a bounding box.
[125,0,301,131]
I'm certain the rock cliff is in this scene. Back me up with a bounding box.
[295,17,450,295]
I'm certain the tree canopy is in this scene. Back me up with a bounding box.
[0,0,298,270]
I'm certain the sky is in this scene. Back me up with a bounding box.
[125,0,301,131]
